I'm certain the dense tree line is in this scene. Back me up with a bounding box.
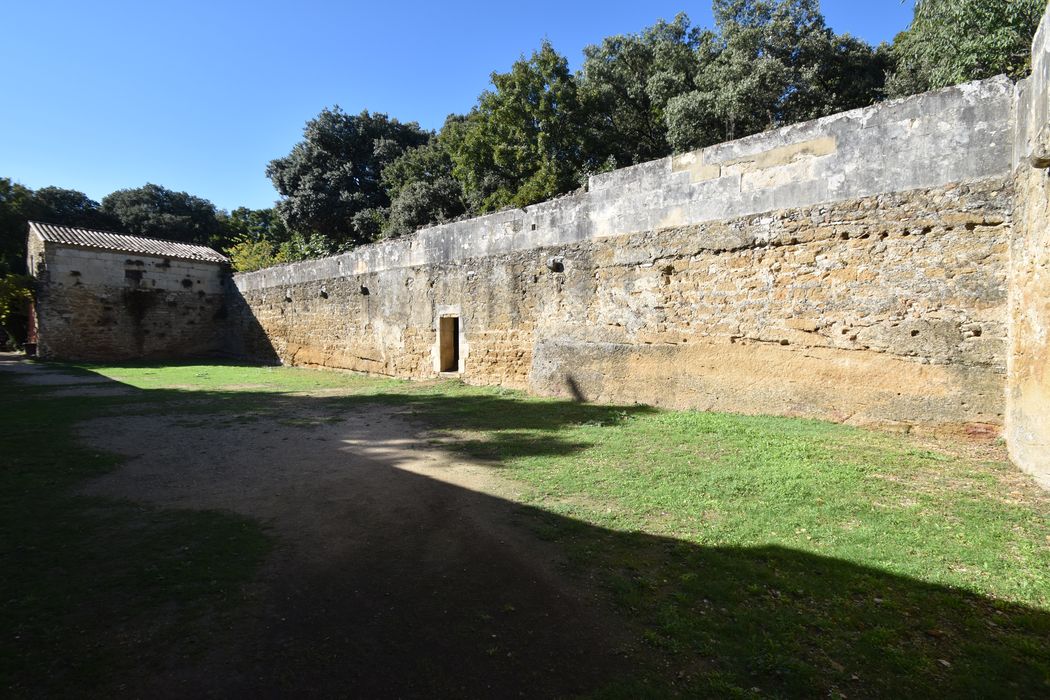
[1,0,1044,300]
[888,0,1044,96]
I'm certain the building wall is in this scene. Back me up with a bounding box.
[1008,8,1050,488]
[31,237,227,361]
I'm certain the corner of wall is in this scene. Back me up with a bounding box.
[1007,1,1050,489]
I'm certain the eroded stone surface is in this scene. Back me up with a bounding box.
[230,179,1011,436]
[27,229,227,361]
[1008,15,1050,488]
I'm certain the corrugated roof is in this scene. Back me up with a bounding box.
[29,221,228,263]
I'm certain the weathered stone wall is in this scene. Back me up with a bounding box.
[228,73,1027,440]
[231,177,1011,435]
[237,77,1014,292]
[1007,5,1050,488]
[32,237,227,361]
[531,181,1010,435]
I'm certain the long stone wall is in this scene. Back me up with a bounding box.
[234,121,1012,434]
[231,176,1012,436]
[228,13,1050,483]
[1009,9,1050,488]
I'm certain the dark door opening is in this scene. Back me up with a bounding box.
[439,316,460,372]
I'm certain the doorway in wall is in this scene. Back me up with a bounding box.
[439,316,460,372]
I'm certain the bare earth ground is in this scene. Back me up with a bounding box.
[61,377,635,697]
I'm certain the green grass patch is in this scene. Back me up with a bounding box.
[399,390,1050,696]
[6,361,1048,697]
[0,372,271,696]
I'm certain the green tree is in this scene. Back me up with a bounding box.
[666,0,885,152]
[445,42,590,212]
[276,231,336,263]
[226,237,279,273]
[220,207,296,271]
[0,178,35,276]
[382,138,467,237]
[385,180,466,238]
[219,207,289,246]
[225,230,331,269]
[26,187,119,231]
[0,273,33,349]
[101,183,224,246]
[267,108,429,248]
[578,14,713,167]
[888,0,1045,97]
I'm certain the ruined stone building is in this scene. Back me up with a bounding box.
[28,7,1050,488]
[26,221,228,360]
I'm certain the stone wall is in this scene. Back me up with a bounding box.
[237,77,1014,291]
[32,237,227,361]
[226,57,1047,450]
[1008,7,1050,488]
[231,176,1011,435]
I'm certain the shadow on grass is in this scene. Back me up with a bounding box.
[1,359,1047,698]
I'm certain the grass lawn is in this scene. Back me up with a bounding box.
[0,365,271,695]
[2,361,1048,697]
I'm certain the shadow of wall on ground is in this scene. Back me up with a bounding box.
[4,363,1048,698]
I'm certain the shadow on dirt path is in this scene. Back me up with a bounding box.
[78,405,635,698]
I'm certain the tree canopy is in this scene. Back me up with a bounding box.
[887,0,1045,97]
[666,0,887,151]
[0,178,36,276]
[24,187,119,232]
[266,108,429,248]
[219,206,288,245]
[268,0,899,246]
[101,183,225,247]
[578,14,709,167]
[445,41,593,212]
[382,137,468,238]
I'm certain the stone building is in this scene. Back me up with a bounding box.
[230,77,1017,439]
[26,221,228,361]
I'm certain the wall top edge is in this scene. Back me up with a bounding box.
[235,75,1016,292]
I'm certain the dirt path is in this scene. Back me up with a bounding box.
[69,386,635,696]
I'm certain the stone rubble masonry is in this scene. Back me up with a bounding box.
[1008,4,1050,489]
[85,2,1044,488]
[230,178,1010,437]
[29,230,227,361]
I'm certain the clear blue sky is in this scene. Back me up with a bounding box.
[0,1,915,212]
